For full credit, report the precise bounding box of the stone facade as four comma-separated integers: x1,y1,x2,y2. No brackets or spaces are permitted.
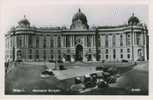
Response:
5,9,149,63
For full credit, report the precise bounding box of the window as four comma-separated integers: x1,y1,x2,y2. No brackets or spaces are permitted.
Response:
29,49,32,59
138,49,142,56
113,49,116,59
106,49,108,54
66,36,70,47
50,50,54,60
112,35,116,47
87,35,91,47
120,54,123,58
105,35,109,47
17,36,22,48
136,33,141,45
28,35,32,48
36,37,39,48
126,33,131,46
88,54,92,61
57,36,61,48
43,37,46,48
127,54,130,58
113,49,116,54
106,55,108,59
127,48,130,53
120,49,123,53
58,50,61,60
36,50,39,59
113,55,116,59
120,34,123,46
50,37,54,48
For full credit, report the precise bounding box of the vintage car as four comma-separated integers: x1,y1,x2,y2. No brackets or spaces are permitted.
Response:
41,69,54,78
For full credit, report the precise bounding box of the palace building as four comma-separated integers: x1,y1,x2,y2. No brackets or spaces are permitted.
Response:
5,9,149,63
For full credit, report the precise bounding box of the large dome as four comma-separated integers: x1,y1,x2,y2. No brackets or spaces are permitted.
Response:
72,8,87,24
128,13,140,25
70,9,89,29
18,15,30,26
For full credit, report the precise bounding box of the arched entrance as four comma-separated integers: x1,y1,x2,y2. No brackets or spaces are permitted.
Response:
75,45,83,61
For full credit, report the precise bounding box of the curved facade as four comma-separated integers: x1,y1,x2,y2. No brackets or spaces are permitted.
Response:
5,9,149,63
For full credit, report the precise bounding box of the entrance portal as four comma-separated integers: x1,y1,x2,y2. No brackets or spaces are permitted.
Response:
75,45,83,61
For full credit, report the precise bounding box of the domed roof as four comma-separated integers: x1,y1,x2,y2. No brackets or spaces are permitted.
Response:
128,13,140,25
72,8,87,24
18,15,30,26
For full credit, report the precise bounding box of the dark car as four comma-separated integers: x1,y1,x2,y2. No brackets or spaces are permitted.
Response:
41,70,54,78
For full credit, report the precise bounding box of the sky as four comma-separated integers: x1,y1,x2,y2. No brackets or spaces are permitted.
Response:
1,0,148,33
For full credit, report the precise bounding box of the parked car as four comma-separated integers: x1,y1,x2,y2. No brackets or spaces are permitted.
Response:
96,65,105,71
41,70,54,78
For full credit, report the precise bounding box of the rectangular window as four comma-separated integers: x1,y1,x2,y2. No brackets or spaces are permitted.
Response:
113,49,116,54
57,36,61,48
121,54,123,58
120,34,123,46
112,35,116,47
105,49,108,54
17,36,22,48
136,33,141,45
50,37,54,48
29,49,32,59
127,54,130,58
126,33,131,46
106,55,108,59
28,35,32,48
105,35,109,47
36,50,39,59
43,37,46,48
127,48,130,53
120,49,123,53
36,37,39,48
66,35,70,47
87,35,91,47
113,49,116,59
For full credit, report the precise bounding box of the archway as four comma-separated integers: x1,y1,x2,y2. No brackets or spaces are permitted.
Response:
75,45,83,61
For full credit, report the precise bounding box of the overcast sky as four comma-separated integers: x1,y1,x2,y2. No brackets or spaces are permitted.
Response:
1,0,148,33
